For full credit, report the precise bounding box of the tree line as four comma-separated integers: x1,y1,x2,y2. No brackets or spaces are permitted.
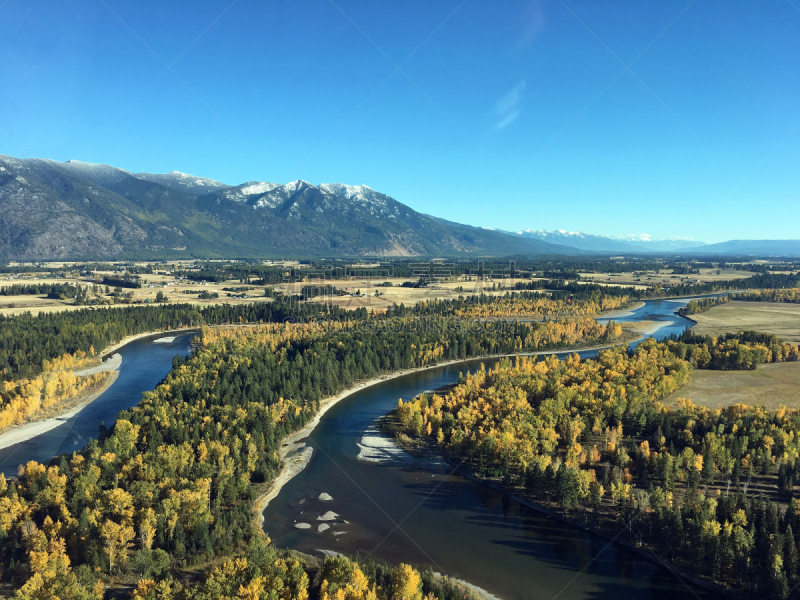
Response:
734,288,800,303
395,337,800,597
409,291,632,319
667,330,800,370
678,295,730,316
0,300,367,382
0,283,76,299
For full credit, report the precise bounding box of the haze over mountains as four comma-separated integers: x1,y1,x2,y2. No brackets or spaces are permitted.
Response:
0,154,797,259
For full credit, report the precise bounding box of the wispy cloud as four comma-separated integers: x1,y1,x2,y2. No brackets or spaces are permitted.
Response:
493,79,526,131
517,1,545,49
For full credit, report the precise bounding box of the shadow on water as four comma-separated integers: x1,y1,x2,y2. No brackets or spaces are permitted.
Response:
0,331,195,474
262,298,728,600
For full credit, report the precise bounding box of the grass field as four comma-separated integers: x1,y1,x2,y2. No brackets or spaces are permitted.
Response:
688,301,800,344
665,300,800,410
666,362,800,410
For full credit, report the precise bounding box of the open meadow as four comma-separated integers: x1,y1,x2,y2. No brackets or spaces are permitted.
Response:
666,361,800,410
688,300,800,343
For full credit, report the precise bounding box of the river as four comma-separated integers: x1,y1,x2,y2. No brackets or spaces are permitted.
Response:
0,300,725,599
260,298,728,600
0,331,195,475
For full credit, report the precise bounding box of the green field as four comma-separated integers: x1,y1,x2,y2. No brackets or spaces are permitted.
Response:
666,361,800,410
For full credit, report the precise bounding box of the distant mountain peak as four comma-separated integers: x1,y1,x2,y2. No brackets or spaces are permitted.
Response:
285,179,314,193
517,229,587,237
235,181,280,196
319,183,385,207
14,152,784,259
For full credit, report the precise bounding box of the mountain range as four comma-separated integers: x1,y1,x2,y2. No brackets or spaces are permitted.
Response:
503,230,703,253
0,154,797,259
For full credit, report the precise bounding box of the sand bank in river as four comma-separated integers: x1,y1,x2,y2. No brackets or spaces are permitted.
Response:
596,301,645,320
73,352,122,377
253,335,648,527
0,329,196,453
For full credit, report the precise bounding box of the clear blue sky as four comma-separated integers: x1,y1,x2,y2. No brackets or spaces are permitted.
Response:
1,0,799,243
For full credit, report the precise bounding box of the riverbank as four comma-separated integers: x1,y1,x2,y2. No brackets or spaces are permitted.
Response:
0,329,196,455
99,326,198,359
0,370,120,452
381,414,741,600
475,300,646,323
73,352,122,377
453,464,741,599
596,300,645,320
253,333,644,529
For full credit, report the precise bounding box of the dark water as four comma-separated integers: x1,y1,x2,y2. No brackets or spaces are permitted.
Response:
261,300,727,600
0,331,194,475
0,301,723,598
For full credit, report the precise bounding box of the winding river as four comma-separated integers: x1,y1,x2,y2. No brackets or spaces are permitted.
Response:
0,299,726,598
261,298,726,600
0,332,195,475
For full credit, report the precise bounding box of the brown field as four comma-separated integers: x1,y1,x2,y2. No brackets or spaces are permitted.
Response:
666,362,800,410
579,267,758,288
285,276,531,313
688,301,800,344
0,273,535,317
0,296,89,317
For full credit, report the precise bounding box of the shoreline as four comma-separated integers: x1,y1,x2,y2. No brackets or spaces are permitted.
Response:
0,299,653,459
449,461,741,600
595,300,645,320
0,328,199,453
380,412,740,600
72,352,122,377
0,370,120,452
253,334,644,529
99,326,199,359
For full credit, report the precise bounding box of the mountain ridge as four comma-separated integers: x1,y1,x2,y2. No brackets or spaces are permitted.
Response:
1,154,797,259
0,155,576,259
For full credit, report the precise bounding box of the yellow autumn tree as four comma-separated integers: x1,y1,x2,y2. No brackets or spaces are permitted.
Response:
391,563,423,600
100,519,135,571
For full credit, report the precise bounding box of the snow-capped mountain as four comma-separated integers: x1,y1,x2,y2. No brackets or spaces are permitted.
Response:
45,159,135,189
608,234,701,251
0,154,572,258
136,171,231,194
5,153,790,259
508,229,642,252
509,229,706,253
227,180,408,220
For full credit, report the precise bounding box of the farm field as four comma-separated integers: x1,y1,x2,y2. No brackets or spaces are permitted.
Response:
579,267,757,287
688,301,800,344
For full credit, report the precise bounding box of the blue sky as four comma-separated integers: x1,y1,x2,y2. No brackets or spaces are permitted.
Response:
1,0,799,243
